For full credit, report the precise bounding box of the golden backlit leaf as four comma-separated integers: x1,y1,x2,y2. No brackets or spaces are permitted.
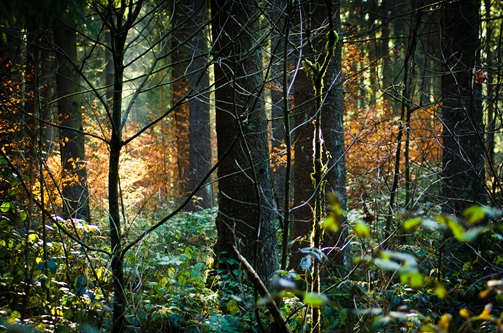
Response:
437,314,451,332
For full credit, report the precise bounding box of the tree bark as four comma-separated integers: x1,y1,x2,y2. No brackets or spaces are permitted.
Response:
440,0,485,215
321,0,347,266
290,0,347,270
290,1,317,271
53,18,90,221
186,0,213,210
212,0,279,281
172,1,191,200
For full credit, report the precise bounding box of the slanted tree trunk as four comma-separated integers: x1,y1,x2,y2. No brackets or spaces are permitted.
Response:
212,0,279,281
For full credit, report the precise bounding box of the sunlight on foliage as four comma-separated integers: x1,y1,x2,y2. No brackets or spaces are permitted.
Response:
303,292,329,308
322,192,344,232
354,221,371,238
437,313,452,332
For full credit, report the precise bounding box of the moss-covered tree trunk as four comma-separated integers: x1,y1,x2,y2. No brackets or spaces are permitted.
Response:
321,0,347,266
291,0,346,271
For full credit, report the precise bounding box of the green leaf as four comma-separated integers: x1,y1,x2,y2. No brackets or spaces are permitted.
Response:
63,309,74,320
46,260,58,273
421,218,443,230
36,260,58,273
8,310,21,323
400,271,424,289
75,275,88,296
303,292,329,308
312,249,326,264
75,275,87,289
446,219,466,242
28,233,38,242
322,192,343,232
321,214,340,232
84,223,99,232
403,217,421,231
226,299,239,315
0,202,11,213
433,282,448,298
300,256,312,271
420,324,436,332
19,211,27,221
434,215,454,226
384,251,417,266
463,205,486,225
185,246,194,259
274,277,296,290
355,222,371,238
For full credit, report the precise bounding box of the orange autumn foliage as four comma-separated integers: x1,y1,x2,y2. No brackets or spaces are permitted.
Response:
85,114,181,220
342,35,442,209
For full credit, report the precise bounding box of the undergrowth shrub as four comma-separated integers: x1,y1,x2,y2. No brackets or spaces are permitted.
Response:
2,203,502,332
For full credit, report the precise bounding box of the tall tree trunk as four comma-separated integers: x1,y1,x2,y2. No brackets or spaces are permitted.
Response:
290,1,318,272
186,0,213,210
102,1,142,331
212,0,279,281
291,2,341,330
440,0,485,215
269,0,289,216
268,0,294,271
172,1,191,200
290,0,346,270
53,18,90,221
109,39,126,333
172,0,212,210
321,0,347,266
483,0,503,202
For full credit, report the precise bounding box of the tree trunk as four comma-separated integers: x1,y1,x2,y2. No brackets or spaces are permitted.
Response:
186,0,213,210
440,0,485,215
171,1,191,200
321,0,347,266
290,1,317,272
103,2,136,331
53,18,90,221
290,68,316,271
109,41,126,333
269,0,289,217
212,0,279,281
290,0,346,270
